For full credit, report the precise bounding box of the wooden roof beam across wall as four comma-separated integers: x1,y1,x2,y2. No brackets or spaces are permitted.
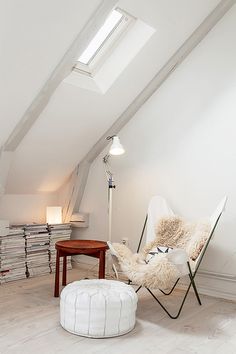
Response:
0,0,117,199
3,0,117,152
0,149,13,197
62,0,236,223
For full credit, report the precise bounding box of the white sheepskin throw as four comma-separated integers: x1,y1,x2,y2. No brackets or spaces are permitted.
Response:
111,243,181,290
112,216,210,290
144,216,210,261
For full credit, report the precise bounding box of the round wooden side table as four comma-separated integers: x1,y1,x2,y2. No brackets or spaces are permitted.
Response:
54,239,108,297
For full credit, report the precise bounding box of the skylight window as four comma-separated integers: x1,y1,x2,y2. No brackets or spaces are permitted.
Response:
66,11,155,94
76,8,134,75
78,9,123,65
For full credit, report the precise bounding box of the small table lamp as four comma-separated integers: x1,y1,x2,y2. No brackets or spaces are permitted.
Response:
46,206,62,224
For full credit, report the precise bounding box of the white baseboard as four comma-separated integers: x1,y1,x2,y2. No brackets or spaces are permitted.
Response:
194,270,236,301
179,270,236,302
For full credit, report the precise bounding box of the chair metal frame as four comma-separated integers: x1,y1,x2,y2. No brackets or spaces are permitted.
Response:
129,211,224,319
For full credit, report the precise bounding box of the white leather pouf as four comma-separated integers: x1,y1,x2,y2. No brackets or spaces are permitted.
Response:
60,279,138,338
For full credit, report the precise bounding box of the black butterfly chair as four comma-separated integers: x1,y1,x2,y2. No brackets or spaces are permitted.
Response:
108,196,227,319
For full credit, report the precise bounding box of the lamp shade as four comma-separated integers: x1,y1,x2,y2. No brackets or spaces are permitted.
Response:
109,136,125,155
46,206,62,224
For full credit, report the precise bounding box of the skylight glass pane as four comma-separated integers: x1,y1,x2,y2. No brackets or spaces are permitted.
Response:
78,9,123,64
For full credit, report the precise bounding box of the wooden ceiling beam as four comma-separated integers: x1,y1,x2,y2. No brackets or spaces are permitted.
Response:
3,0,117,152
0,0,117,199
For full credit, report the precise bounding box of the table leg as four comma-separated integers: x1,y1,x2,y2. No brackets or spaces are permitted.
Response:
98,250,106,279
62,256,67,286
54,250,60,297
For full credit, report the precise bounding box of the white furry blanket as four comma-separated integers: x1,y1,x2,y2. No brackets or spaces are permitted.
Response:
112,217,210,290
144,216,210,261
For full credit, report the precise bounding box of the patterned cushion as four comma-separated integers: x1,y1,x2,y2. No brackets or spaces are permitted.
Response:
146,246,173,263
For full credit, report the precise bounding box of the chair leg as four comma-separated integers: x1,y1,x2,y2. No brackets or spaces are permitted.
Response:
187,263,202,306
135,285,142,293
145,264,201,319
146,281,192,319
189,275,201,305
129,263,201,318
159,278,180,296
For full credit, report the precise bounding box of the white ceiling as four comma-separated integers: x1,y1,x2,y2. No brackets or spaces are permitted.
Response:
0,0,101,147
2,0,220,193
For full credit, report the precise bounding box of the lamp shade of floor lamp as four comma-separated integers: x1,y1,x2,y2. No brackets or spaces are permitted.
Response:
46,206,62,224
109,136,125,156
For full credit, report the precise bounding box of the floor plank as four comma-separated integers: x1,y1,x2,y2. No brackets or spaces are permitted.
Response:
0,269,236,354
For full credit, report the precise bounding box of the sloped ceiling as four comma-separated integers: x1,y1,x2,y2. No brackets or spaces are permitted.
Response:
3,0,220,193
0,0,101,147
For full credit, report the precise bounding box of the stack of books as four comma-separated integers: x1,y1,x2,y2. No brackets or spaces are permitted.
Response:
49,223,72,273
25,224,50,277
0,223,26,284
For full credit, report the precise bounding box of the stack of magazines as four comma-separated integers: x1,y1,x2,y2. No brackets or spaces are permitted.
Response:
0,223,26,284
48,223,72,273
25,224,50,277
0,221,73,284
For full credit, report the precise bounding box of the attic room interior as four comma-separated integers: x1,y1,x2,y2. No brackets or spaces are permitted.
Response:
1,0,236,352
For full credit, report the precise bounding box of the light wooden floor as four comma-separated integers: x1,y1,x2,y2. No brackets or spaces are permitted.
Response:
0,269,236,354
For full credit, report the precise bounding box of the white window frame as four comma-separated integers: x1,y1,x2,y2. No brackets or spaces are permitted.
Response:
74,8,135,76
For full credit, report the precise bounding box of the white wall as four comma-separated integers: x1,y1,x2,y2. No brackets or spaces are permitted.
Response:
0,194,58,224
75,5,236,299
